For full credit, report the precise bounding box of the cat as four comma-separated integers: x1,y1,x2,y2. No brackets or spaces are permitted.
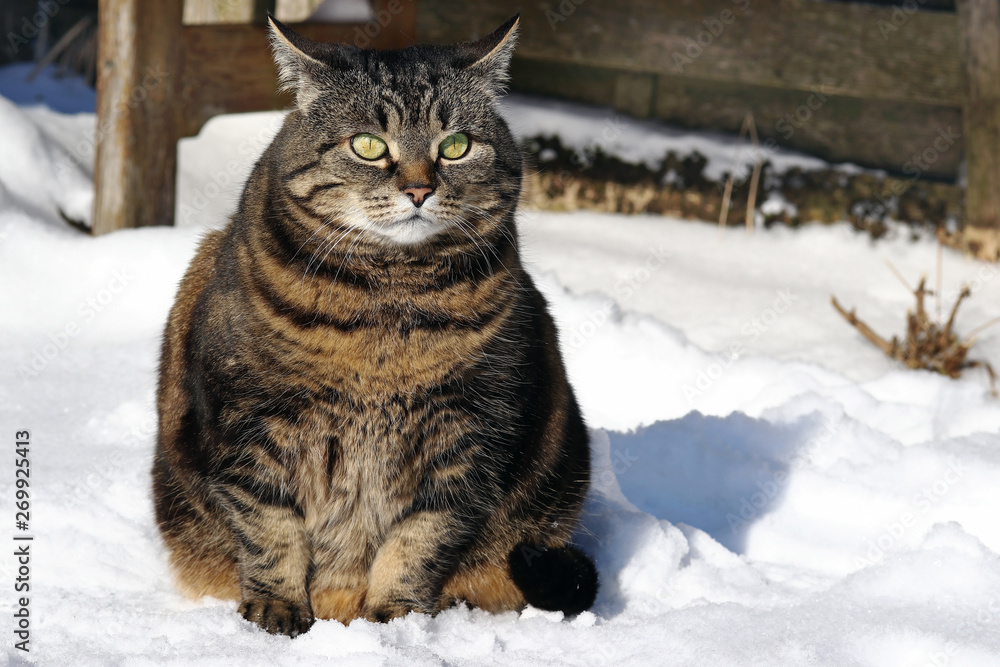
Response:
152,14,597,637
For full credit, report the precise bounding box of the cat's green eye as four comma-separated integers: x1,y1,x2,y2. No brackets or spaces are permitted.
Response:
439,133,470,160
351,133,388,160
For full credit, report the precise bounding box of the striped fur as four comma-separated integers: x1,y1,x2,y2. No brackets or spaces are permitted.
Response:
153,15,594,636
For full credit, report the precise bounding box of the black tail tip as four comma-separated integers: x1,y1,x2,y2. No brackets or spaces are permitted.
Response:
508,543,598,616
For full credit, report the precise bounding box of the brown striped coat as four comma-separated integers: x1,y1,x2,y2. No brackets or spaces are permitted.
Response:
153,15,595,636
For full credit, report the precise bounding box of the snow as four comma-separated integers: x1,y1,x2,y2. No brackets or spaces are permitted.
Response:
502,94,855,181
0,94,93,229
2,66,1000,665
0,63,96,114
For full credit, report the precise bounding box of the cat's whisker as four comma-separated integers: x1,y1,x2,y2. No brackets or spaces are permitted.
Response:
449,216,493,272
304,217,358,283
292,218,335,268
308,225,354,282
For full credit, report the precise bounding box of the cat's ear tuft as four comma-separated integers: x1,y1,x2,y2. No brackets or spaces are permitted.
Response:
455,14,520,96
268,15,327,110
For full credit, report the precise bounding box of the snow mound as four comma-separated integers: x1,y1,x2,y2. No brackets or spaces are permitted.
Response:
0,93,93,228
501,94,855,181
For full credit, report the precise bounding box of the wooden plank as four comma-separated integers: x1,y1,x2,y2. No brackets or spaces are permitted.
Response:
183,0,259,25
651,72,964,181
275,0,330,23
510,58,964,180
180,3,417,137
613,72,655,119
958,0,1000,259
93,0,185,234
419,0,962,106
509,58,618,108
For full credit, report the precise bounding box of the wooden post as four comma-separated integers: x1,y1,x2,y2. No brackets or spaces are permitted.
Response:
958,0,1000,261
92,0,184,235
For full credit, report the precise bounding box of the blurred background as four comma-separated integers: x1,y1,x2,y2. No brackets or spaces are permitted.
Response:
3,0,998,259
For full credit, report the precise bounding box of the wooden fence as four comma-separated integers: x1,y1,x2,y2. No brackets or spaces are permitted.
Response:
419,0,1000,259
92,0,414,236
92,0,1000,259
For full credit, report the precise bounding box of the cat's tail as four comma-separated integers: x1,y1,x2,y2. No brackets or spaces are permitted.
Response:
508,543,598,616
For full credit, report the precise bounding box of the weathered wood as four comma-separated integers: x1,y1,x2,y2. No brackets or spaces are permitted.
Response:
179,6,417,138
958,0,1000,260
653,74,964,181
419,0,963,106
183,0,334,24
93,0,415,234
184,0,254,25
93,0,184,234
612,72,655,119
273,0,321,23
510,58,964,180
183,0,273,25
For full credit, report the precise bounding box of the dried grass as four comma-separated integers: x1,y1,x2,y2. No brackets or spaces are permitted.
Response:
831,254,998,396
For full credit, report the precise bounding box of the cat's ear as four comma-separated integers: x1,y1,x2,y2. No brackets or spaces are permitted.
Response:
267,15,345,110
455,14,520,95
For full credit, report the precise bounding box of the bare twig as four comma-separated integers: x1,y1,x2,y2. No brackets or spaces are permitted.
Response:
883,258,913,292
830,296,896,355
832,268,997,397
745,114,762,234
718,115,751,231
965,315,1000,342
941,286,970,341
27,15,93,82
936,239,943,324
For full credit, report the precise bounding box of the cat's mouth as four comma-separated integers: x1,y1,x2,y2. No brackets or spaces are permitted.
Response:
371,210,445,245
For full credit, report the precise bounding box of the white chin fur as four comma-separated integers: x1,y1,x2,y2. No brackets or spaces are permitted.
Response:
373,218,445,245
337,199,446,246
368,206,447,245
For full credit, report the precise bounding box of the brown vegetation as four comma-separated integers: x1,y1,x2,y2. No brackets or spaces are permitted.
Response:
831,262,997,396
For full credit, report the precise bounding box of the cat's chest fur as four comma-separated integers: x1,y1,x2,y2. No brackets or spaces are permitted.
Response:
232,227,516,394
272,385,479,566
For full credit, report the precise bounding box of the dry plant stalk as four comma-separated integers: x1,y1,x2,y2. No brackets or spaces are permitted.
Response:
831,272,998,396
718,113,763,234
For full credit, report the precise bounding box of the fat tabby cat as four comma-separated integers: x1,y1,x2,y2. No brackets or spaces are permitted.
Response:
153,14,596,637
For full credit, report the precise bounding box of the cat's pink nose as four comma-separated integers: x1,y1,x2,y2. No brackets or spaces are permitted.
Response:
402,185,434,207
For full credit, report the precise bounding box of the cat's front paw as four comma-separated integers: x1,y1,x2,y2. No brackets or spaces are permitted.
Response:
363,598,419,623
238,598,315,637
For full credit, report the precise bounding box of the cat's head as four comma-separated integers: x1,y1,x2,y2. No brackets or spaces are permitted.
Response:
266,15,522,250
